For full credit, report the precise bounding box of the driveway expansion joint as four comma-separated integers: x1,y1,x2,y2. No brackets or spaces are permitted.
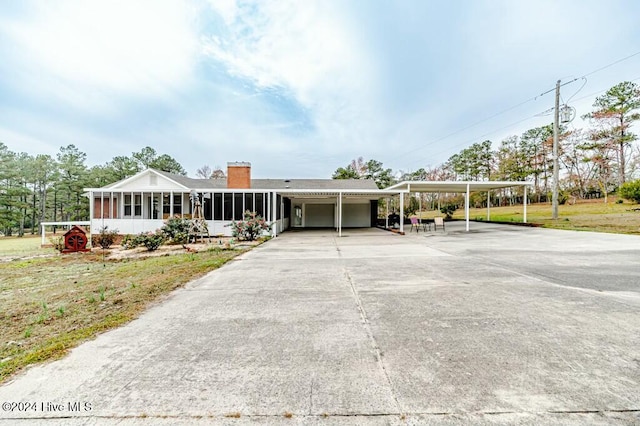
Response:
333,235,405,418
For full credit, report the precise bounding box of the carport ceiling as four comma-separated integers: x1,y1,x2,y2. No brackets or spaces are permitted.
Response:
386,180,533,193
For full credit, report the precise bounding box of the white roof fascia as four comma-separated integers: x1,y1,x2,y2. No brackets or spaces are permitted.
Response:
385,180,533,192
84,169,190,192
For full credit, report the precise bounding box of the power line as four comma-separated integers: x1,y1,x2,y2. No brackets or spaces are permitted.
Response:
582,50,640,78
403,111,544,170
537,49,640,98
571,75,640,104
387,96,539,163
399,51,640,169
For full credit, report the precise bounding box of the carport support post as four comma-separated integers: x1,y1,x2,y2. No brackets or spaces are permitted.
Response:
523,185,528,223
338,192,343,237
399,193,404,234
271,191,278,238
487,191,491,221
385,198,389,229
465,183,470,232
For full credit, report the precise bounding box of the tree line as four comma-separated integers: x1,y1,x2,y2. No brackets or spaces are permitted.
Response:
0,145,187,236
1,81,638,235
333,81,640,205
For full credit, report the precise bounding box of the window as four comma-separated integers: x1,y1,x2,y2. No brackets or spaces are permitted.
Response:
163,194,171,216
255,193,264,217
265,194,271,220
276,194,282,220
223,193,233,220
173,194,182,215
134,195,142,216
124,194,132,216
149,195,160,219
245,193,254,213
214,193,222,220
234,193,243,220
203,194,212,220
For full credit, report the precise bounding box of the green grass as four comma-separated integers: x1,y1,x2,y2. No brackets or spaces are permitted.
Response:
0,245,252,383
0,235,51,258
447,198,640,234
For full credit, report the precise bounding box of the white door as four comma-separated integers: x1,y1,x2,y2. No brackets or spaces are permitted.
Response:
293,204,303,227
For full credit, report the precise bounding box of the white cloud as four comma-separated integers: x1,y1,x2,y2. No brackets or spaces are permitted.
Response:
201,0,381,152
1,0,639,179
2,0,198,99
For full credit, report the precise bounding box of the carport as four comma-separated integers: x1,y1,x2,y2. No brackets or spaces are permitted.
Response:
276,188,402,237
385,180,534,232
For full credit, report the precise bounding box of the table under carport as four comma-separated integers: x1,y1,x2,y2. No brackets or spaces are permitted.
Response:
384,181,534,232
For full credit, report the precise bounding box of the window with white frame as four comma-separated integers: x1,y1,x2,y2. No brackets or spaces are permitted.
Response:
124,194,132,216
173,194,182,215
134,195,142,216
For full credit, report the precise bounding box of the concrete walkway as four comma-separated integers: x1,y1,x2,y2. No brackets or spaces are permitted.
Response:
1,223,639,425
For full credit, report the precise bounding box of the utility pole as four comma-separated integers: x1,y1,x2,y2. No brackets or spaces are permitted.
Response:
552,80,560,220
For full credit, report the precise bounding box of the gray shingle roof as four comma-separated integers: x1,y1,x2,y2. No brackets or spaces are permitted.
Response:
155,170,378,190
251,179,378,190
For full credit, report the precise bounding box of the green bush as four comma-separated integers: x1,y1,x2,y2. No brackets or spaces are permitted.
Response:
121,234,136,250
96,226,118,249
49,236,64,252
558,190,569,205
403,197,419,216
134,230,166,251
161,217,191,244
440,204,457,219
619,180,640,203
229,211,271,241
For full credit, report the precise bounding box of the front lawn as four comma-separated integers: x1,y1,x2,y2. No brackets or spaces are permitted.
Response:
421,198,640,234
0,244,249,383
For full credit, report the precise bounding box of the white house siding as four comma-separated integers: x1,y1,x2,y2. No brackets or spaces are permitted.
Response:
93,219,244,237
91,219,165,235
342,203,371,227
304,204,335,227
91,189,277,237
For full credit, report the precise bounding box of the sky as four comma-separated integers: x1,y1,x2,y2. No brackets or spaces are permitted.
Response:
1,0,640,179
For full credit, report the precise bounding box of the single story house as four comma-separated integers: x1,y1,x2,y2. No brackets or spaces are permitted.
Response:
83,161,533,238
84,162,395,237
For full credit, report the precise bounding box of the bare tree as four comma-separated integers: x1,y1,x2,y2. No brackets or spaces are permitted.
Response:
195,165,212,179
211,165,226,179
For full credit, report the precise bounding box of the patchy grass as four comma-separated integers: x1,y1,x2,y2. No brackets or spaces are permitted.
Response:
444,198,640,235
0,235,52,259
0,246,248,383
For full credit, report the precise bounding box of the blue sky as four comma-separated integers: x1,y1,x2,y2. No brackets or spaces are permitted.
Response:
1,0,640,179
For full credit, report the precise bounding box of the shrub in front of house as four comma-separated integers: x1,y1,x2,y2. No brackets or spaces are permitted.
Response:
133,230,166,251
96,226,119,249
229,211,271,241
161,217,191,244
121,234,136,250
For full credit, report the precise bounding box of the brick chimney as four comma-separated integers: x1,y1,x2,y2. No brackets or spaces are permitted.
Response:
227,162,251,189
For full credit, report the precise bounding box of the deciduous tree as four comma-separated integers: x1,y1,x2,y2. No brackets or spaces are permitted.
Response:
584,81,640,187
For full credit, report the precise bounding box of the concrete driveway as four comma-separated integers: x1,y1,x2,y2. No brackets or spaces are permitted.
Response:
1,222,639,425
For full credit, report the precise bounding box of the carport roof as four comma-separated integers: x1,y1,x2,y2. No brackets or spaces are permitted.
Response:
277,188,395,199
386,180,533,193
